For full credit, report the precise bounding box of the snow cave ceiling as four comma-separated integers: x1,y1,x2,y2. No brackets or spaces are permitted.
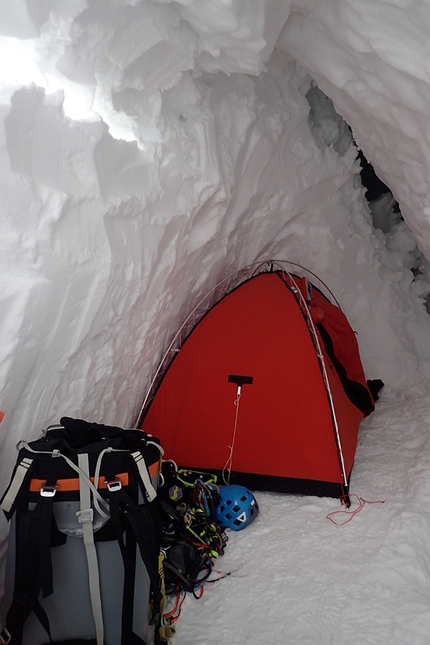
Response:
3,0,430,479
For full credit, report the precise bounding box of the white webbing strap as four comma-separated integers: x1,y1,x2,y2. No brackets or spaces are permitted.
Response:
77,453,104,645
92,447,114,517
131,451,157,502
18,442,110,517
1,457,33,513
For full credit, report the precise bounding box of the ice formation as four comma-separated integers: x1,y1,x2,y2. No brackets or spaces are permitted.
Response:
2,3,430,638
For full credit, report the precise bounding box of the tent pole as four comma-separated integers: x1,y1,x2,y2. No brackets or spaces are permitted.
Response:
281,273,350,498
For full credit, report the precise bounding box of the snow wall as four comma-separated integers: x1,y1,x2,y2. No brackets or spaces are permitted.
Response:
2,0,430,590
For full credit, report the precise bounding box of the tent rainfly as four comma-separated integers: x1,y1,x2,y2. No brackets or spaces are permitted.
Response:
140,268,378,500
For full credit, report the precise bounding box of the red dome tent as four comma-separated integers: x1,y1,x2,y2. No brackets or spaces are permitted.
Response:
139,264,375,499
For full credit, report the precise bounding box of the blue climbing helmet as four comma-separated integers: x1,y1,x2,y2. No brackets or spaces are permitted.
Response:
214,484,259,531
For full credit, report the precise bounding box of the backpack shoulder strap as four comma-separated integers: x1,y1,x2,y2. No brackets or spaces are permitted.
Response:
130,451,157,502
76,453,104,645
1,457,34,517
1,491,57,645
107,480,163,645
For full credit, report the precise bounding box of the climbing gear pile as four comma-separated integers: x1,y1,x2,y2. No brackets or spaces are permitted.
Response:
157,460,242,633
158,461,227,603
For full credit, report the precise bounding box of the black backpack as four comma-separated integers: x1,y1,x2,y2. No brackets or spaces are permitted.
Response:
0,417,165,645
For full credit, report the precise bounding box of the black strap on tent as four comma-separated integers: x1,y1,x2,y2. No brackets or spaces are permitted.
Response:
316,323,375,416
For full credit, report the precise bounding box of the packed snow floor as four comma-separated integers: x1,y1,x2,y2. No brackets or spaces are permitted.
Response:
169,375,430,645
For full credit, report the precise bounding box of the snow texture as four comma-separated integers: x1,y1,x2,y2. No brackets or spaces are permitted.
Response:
2,1,430,643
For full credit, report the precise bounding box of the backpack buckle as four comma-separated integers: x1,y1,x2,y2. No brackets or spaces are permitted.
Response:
40,482,58,497
0,628,11,644
76,508,94,524
105,477,122,492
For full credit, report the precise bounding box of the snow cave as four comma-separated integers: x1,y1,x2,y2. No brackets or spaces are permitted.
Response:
2,2,430,644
